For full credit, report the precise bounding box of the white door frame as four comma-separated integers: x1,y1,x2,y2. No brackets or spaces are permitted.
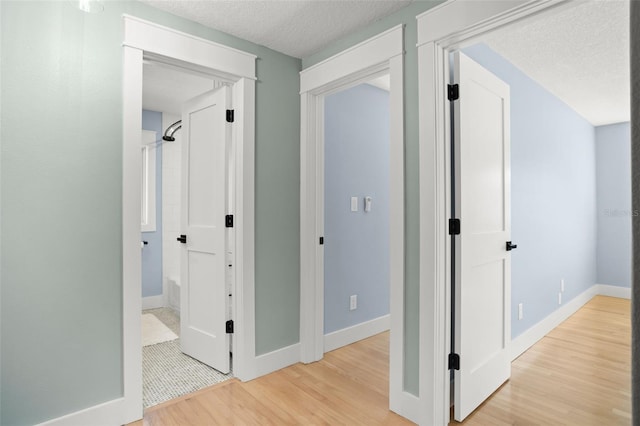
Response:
122,15,256,423
299,25,418,421
416,1,574,424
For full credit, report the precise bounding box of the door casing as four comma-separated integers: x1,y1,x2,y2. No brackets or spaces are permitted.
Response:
299,25,413,421
416,1,576,424
122,15,256,423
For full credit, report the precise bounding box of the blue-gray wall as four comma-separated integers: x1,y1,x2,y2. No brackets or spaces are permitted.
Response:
462,44,598,339
324,84,390,334
596,122,632,288
141,110,163,298
1,1,301,424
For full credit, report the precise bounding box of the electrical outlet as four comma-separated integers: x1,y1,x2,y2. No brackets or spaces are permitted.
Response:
558,292,562,305
561,279,565,292
350,295,357,311
518,303,523,320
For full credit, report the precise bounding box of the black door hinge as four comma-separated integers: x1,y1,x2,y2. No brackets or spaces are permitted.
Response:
449,218,461,235
225,215,234,228
226,109,235,123
448,84,459,101
226,320,234,334
448,353,460,370
319,236,324,245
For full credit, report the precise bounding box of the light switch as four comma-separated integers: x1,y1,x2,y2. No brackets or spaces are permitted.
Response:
351,196,358,212
364,196,372,212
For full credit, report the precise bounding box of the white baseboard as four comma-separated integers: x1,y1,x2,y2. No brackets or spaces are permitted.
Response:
142,294,164,310
595,283,631,299
324,314,390,353
511,283,631,361
254,343,301,378
511,285,597,360
36,398,126,426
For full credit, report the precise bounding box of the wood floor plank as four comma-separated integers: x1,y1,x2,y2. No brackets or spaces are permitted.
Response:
452,296,631,425
131,295,629,425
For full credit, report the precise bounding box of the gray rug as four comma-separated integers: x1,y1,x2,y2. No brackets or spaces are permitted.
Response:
142,308,233,408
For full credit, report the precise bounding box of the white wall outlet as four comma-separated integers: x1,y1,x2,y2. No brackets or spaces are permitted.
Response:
351,196,358,212
561,279,565,292
558,292,562,305
518,303,523,320
350,295,357,311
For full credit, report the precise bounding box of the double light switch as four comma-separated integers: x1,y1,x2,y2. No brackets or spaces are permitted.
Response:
351,196,373,212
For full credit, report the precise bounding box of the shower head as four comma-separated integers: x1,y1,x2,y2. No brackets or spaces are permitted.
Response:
162,120,182,141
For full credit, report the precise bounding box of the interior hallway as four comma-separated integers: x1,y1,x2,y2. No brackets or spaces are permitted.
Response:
130,295,629,426
133,331,410,425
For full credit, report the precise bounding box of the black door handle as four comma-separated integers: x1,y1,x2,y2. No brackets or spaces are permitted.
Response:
177,235,187,244
506,241,517,251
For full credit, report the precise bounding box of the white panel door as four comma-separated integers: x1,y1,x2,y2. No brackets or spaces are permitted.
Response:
180,86,231,373
453,52,511,421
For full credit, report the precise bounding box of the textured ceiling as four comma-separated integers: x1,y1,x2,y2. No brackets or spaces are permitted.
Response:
141,0,629,126
139,0,412,59
482,0,629,126
143,61,217,115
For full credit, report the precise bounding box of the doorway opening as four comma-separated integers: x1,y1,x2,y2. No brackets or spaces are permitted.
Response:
448,8,630,418
322,74,391,353
299,25,411,419
140,60,234,408
122,15,257,422
416,0,630,424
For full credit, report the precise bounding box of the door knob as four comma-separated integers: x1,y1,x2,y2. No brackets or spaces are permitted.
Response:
506,241,517,251
177,235,187,244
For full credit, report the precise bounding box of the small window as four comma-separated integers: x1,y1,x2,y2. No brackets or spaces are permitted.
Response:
141,130,157,232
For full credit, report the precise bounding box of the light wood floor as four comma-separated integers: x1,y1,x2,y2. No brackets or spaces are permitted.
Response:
132,331,412,425
130,295,630,426
452,295,631,425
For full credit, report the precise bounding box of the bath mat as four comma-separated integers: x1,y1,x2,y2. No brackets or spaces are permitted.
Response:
142,313,178,346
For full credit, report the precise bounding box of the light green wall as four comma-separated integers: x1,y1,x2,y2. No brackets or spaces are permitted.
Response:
302,0,443,396
1,3,124,424
0,1,300,424
1,0,446,420
253,53,302,355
